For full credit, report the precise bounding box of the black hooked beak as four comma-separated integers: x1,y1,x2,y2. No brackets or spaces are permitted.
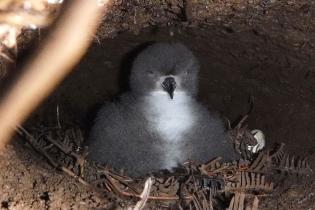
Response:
162,77,176,99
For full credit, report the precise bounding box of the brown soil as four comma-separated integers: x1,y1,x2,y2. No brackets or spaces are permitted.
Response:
0,141,109,210
1,0,315,209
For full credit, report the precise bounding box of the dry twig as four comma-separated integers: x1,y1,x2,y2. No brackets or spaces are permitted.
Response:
0,0,111,147
15,116,313,209
133,177,153,210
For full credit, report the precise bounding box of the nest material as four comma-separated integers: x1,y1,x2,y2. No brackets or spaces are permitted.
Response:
16,116,313,210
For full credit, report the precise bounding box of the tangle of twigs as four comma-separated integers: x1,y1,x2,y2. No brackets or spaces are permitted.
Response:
16,115,313,209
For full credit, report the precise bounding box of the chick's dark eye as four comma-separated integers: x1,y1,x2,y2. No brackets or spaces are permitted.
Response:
147,71,154,76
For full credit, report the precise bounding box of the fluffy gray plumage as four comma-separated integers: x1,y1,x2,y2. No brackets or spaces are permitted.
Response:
88,42,237,177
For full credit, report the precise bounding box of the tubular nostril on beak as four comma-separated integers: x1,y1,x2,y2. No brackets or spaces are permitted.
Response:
162,77,176,99
162,77,176,88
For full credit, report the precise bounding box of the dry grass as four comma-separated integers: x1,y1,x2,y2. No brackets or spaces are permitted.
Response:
15,117,313,209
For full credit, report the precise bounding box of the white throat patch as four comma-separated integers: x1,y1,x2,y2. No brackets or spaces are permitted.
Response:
143,91,196,168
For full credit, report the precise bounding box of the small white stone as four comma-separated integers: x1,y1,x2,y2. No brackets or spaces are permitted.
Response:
248,129,266,153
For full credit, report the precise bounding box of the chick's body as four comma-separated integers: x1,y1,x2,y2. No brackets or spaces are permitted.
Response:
88,43,236,177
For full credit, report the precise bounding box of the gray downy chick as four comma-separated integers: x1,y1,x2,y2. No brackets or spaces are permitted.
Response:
88,42,237,177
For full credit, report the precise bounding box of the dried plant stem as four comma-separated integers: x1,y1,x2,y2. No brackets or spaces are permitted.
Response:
0,0,111,148
133,177,153,210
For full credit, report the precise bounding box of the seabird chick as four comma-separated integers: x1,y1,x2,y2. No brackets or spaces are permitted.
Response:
88,42,237,177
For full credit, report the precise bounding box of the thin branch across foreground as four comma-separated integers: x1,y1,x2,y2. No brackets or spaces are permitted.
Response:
0,0,111,148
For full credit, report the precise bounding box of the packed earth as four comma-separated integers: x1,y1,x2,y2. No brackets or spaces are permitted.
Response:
0,0,315,209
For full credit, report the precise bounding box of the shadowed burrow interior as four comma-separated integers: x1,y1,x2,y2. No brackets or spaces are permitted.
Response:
32,26,315,165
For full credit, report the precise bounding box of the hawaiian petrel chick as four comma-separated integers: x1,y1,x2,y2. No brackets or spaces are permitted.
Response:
88,43,237,177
